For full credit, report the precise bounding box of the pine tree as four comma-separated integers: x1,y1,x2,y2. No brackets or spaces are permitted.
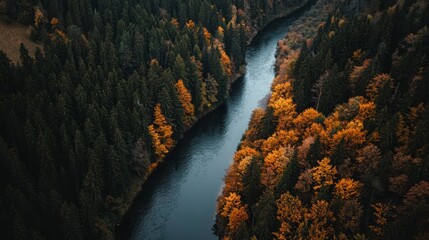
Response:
275,151,300,197
241,157,262,207
253,191,278,240
292,43,314,112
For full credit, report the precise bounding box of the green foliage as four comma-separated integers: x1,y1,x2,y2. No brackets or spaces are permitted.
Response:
241,157,262,207
217,0,429,239
252,191,278,240
1,0,304,239
275,151,300,197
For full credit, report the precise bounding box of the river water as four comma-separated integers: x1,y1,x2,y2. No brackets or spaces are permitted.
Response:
117,2,315,239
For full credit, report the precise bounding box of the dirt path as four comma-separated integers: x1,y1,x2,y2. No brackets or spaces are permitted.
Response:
0,20,42,64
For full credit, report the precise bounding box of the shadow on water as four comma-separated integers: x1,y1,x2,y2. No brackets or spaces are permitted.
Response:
117,1,317,239
117,90,234,240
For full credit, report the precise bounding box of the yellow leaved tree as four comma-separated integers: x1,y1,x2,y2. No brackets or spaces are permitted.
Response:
274,192,306,239
221,192,249,234
175,80,196,128
312,158,337,191
218,45,232,76
334,178,363,200
148,104,174,159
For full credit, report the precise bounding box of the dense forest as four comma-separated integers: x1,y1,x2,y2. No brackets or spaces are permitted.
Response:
215,0,429,239
0,0,313,239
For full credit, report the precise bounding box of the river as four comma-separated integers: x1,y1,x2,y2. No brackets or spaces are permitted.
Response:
117,2,315,239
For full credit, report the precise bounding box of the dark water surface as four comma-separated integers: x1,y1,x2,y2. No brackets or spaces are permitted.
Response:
117,2,316,239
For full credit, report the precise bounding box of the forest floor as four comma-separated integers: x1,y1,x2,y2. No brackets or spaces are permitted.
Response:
0,19,41,64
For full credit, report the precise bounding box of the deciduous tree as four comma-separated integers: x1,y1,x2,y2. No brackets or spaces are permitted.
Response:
148,104,174,159
175,80,196,128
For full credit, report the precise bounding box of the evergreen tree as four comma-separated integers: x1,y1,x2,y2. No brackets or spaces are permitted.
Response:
275,151,300,197
242,157,262,207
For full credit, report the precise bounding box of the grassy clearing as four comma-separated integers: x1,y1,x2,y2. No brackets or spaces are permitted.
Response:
0,19,42,64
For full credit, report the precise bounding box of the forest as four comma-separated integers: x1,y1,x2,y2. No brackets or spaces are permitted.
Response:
0,0,310,239
215,0,429,239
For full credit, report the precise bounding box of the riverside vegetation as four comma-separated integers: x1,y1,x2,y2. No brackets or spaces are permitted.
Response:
215,0,429,239
0,0,314,239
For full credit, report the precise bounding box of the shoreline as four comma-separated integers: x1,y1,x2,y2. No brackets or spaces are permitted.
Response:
114,0,313,237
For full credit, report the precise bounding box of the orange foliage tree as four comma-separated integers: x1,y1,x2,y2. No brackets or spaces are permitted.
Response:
243,108,265,145
334,178,363,200
275,192,306,239
349,58,372,93
357,100,376,122
261,147,289,189
221,192,249,234
218,46,232,76
175,80,195,128
203,27,212,45
403,181,429,208
366,74,393,101
293,108,324,134
369,202,389,236
186,20,195,29
331,120,366,152
233,146,259,175
270,82,294,101
148,104,174,159
295,168,314,193
261,130,298,155
307,200,335,240
312,158,337,191
269,97,297,131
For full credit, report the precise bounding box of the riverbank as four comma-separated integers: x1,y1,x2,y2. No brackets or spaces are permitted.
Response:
115,0,318,232
216,0,429,238
213,0,343,237
274,0,339,73
245,0,315,44
114,0,332,239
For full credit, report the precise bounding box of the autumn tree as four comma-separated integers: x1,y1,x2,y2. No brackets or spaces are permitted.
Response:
148,104,174,159
234,146,259,176
366,74,394,108
269,96,297,131
356,144,381,174
293,108,324,135
306,200,335,240
338,199,363,235
221,192,249,235
218,45,232,77
274,192,306,240
312,158,337,192
175,80,196,128
261,147,289,190
334,178,363,200
369,203,390,237
349,58,372,95
305,136,323,166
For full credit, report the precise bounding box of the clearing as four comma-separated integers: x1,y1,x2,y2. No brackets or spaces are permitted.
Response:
0,20,42,64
